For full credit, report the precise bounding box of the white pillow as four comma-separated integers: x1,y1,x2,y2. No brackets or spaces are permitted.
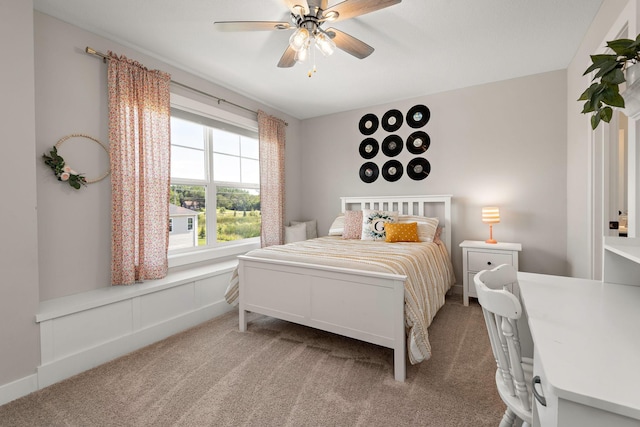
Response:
328,215,345,236
398,215,439,242
361,209,398,241
290,219,318,239
284,222,307,243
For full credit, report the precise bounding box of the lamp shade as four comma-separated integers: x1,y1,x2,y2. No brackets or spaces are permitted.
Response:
289,28,309,51
482,207,500,224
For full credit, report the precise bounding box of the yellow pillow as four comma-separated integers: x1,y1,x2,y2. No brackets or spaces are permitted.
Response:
385,222,420,243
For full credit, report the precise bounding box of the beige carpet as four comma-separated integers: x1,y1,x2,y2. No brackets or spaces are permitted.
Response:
0,297,504,426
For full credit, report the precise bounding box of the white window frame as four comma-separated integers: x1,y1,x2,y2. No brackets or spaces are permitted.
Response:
168,93,261,268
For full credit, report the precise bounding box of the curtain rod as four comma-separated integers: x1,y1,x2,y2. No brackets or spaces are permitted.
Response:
85,46,288,125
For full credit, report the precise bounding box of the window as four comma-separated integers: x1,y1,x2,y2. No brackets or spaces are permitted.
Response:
168,104,260,254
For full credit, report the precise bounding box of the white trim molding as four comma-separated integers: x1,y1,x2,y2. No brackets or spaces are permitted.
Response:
36,261,237,390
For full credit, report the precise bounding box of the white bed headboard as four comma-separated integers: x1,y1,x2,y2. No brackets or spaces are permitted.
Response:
340,195,453,255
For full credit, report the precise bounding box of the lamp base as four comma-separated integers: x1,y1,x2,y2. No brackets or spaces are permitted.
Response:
485,238,497,244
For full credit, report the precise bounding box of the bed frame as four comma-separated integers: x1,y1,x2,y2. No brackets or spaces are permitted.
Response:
237,195,452,382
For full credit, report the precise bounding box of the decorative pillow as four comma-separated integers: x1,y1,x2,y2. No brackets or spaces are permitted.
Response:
284,222,307,243
342,210,363,239
361,209,398,241
328,215,345,236
290,219,318,239
433,226,443,244
385,222,420,243
398,215,439,242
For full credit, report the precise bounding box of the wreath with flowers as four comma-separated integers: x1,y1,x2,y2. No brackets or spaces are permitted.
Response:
42,134,110,190
43,146,87,189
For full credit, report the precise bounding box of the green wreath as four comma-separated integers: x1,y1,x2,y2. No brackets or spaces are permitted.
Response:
42,146,87,189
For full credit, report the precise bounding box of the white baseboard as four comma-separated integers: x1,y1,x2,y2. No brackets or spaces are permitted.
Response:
0,373,38,406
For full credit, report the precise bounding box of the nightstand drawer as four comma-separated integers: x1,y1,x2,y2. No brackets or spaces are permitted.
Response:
468,251,514,271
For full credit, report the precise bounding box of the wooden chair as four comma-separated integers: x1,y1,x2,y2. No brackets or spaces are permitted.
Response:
474,264,532,427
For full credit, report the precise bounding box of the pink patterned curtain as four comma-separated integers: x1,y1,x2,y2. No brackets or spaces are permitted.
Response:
258,110,286,247
108,52,171,285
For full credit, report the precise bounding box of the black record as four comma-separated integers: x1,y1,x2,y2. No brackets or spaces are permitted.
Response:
406,104,431,128
406,131,431,154
359,138,379,159
407,157,431,180
381,109,403,132
359,162,379,183
359,113,379,135
381,135,403,157
382,160,403,182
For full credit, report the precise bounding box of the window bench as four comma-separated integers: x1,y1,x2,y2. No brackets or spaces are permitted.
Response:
36,260,237,389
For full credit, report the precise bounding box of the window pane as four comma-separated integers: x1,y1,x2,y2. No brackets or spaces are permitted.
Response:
241,158,259,184
213,129,240,155
216,187,260,243
171,146,206,180
213,153,240,182
171,117,204,149
241,136,259,159
169,184,206,250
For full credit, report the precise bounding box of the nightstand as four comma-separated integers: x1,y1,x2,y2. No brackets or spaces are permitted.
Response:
459,240,522,306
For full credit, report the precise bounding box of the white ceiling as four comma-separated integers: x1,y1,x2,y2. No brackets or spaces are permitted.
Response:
33,0,604,120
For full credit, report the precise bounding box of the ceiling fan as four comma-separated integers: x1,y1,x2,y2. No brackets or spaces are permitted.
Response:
214,0,402,73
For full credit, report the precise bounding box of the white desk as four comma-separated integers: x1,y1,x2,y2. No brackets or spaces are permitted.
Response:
518,272,640,427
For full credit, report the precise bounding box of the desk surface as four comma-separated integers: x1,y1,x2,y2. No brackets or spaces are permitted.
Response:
518,272,640,420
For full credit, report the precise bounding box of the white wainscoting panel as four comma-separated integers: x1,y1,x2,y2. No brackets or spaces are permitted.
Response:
36,261,236,390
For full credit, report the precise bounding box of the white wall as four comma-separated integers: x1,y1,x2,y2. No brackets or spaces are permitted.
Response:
0,0,40,393
566,0,630,278
34,12,303,301
300,71,569,282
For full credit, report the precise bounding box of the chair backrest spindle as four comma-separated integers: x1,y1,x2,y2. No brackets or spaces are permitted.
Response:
475,264,532,424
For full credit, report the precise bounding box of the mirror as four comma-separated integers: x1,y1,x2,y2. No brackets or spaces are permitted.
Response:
609,111,628,236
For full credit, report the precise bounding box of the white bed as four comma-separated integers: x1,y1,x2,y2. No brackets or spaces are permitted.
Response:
232,195,453,382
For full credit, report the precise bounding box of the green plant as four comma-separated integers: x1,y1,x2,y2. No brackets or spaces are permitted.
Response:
579,35,640,130
42,146,87,189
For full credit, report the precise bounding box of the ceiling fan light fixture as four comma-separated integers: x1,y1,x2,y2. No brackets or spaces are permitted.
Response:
294,45,310,63
289,27,310,51
315,32,336,56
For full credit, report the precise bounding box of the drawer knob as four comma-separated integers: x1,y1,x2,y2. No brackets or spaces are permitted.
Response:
532,376,547,407
487,261,492,266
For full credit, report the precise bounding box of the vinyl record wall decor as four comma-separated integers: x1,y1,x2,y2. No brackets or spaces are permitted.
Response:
357,104,432,183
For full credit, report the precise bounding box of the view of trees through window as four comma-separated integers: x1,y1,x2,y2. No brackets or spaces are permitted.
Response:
169,185,260,247
168,111,260,251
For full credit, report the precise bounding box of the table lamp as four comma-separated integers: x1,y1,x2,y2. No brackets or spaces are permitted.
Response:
482,207,500,244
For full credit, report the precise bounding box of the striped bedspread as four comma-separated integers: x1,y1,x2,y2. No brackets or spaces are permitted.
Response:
224,236,456,364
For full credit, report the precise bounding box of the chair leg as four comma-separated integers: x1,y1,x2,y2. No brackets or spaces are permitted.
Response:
499,408,517,427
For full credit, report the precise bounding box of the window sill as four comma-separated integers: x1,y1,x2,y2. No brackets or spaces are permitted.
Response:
168,239,260,269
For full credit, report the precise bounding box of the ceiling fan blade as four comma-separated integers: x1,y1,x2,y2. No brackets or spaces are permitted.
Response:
326,28,374,59
214,21,292,31
277,46,297,68
284,0,310,15
324,0,401,22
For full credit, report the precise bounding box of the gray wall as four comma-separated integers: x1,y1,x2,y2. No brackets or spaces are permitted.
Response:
0,0,40,387
34,12,303,301
299,71,569,283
